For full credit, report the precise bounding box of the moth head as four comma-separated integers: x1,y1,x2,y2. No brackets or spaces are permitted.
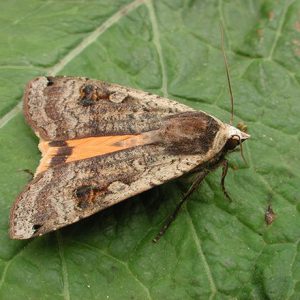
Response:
225,125,250,151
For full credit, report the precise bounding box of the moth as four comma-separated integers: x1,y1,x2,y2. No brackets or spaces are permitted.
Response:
9,75,250,240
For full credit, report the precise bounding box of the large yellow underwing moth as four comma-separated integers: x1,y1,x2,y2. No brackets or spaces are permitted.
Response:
9,76,250,240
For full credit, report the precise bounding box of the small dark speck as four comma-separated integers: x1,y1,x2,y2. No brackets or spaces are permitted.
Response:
265,205,276,225
32,224,42,232
46,76,55,86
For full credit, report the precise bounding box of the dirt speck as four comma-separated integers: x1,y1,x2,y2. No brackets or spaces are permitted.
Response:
268,11,275,21
295,21,300,32
292,39,300,56
257,28,264,39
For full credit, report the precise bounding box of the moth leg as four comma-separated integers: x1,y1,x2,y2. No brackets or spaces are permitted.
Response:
221,159,232,201
153,170,209,243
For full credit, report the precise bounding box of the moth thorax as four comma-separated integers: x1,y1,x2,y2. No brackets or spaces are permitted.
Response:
160,112,220,155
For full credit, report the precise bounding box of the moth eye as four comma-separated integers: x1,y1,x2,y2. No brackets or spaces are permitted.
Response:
32,224,43,233
225,138,240,150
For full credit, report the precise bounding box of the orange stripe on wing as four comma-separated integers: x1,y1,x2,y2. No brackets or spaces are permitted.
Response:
36,134,145,175
66,135,137,162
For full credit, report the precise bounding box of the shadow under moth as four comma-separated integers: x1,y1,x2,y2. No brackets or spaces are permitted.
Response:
9,76,249,240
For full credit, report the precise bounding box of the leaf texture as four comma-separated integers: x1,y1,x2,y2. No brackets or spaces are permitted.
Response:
0,0,300,299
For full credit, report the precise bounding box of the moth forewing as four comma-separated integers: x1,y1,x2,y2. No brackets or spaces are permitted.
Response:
9,76,249,240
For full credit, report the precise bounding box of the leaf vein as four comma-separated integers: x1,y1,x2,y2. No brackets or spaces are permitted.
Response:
72,240,152,300
185,207,217,300
0,0,145,129
146,0,168,97
288,239,300,300
267,0,294,60
0,241,33,290
48,0,145,76
56,232,70,300
0,102,22,129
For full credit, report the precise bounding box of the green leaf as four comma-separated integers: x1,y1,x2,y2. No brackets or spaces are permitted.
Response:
1,0,299,299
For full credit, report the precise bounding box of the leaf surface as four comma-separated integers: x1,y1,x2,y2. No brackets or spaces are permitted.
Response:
0,1,300,299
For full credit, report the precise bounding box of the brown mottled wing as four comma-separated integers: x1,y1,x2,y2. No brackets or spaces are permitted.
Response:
10,144,210,239
24,76,195,140
10,76,229,239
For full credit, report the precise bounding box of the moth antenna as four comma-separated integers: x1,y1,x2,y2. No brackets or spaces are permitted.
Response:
220,23,234,125
221,160,232,201
153,170,209,243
